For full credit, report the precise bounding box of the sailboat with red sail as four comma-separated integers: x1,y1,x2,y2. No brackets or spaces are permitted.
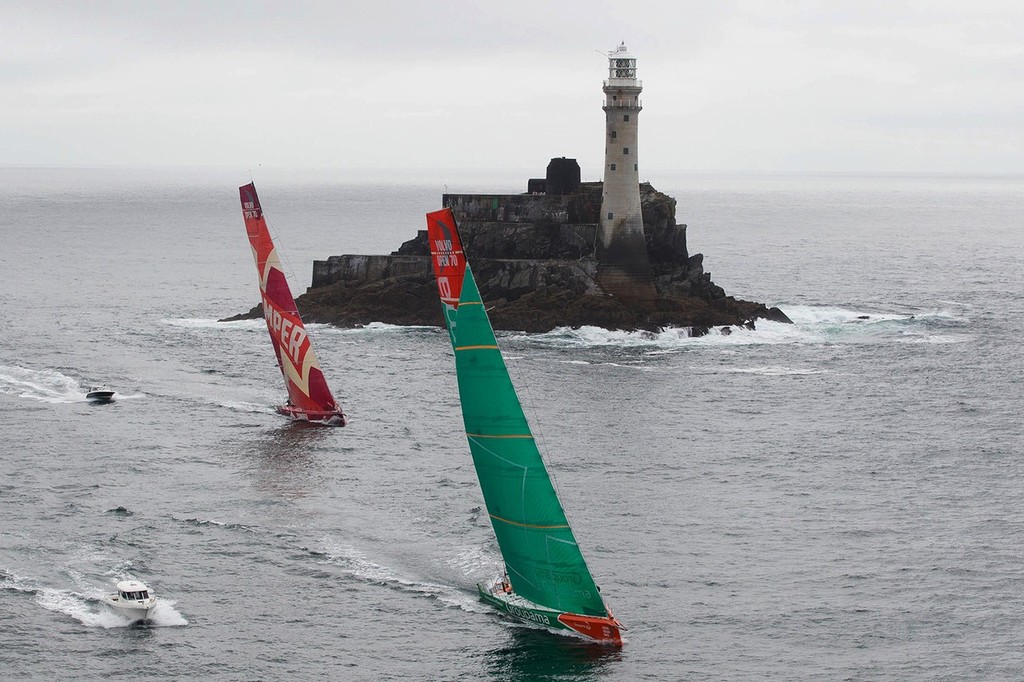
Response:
238,183,347,426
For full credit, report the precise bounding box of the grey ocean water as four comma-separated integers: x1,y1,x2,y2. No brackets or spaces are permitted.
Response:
1,167,1022,680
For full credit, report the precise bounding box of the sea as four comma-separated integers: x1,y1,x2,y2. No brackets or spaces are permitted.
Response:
1,166,1022,680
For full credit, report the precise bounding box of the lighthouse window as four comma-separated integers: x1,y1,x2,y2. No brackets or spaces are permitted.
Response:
623,147,629,155
607,212,614,219
610,164,616,171
610,131,617,139
634,164,638,170
623,114,630,122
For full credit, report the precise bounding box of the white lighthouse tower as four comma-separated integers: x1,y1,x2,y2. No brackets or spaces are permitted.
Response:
598,43,654,301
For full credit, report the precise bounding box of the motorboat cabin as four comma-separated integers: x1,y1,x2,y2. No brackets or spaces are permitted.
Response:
102,579,157,621
86,387,116,403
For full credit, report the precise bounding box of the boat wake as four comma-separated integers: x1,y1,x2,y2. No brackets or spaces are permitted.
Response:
319,541,491,614
1,570,187,628
0,365,92,404
445,545,495,577
107,392,146,401
38,589,187,628
214,400,278,416
0,365,146,404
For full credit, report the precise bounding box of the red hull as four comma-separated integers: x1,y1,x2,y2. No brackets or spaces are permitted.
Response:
276,404,347,426
557,612,624,645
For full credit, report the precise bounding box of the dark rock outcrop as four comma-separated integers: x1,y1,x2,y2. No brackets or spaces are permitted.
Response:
224,182,791,333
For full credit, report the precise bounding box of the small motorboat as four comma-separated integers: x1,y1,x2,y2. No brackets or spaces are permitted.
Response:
86,387,116,403
102,580,157,622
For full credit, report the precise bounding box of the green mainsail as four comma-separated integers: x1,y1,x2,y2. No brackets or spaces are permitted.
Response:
445,266,608,617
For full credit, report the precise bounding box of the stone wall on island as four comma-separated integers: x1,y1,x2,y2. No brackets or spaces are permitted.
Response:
226,181,790,334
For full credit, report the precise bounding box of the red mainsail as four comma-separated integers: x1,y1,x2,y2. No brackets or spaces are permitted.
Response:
239,183,346,426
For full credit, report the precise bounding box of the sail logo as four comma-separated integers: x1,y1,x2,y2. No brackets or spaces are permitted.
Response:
263,301,309,368
506,604,551,625
242,200,262,220
437,276,453,302
535,569,582,585
433,239,459,270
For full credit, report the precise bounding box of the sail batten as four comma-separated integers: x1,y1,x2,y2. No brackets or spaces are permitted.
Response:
468,433,534,439
488,514,571,530
426,208,610,621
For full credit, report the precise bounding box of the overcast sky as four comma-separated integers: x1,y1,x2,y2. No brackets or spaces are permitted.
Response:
2,1,1021,177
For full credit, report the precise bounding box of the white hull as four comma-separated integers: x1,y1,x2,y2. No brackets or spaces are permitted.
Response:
103,595,156,621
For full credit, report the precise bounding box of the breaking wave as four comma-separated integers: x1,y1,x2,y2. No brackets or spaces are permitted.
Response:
510,304,968,349
723,366,826,376
162,318,265,332
323,321,437,334
158,306,968,354
172,516,258,533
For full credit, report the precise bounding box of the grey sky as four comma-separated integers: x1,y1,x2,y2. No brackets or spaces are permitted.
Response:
2,1,1021,176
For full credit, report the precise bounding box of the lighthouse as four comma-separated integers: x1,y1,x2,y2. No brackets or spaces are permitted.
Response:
598,43,655,301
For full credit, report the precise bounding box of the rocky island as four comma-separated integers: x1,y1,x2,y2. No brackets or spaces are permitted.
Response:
225,162,789,334
226,45,789,334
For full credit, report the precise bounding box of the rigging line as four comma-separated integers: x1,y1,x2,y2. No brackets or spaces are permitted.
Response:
468,437,527,471
253,181,306,302
500,338,573,517
266,217,305,297
502,341,602,586
507,563,538,591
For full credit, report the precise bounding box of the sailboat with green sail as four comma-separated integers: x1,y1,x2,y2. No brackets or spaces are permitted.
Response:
425,208,623,645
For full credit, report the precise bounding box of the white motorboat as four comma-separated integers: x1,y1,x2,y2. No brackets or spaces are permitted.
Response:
102,580,157,621
86,387,116,403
